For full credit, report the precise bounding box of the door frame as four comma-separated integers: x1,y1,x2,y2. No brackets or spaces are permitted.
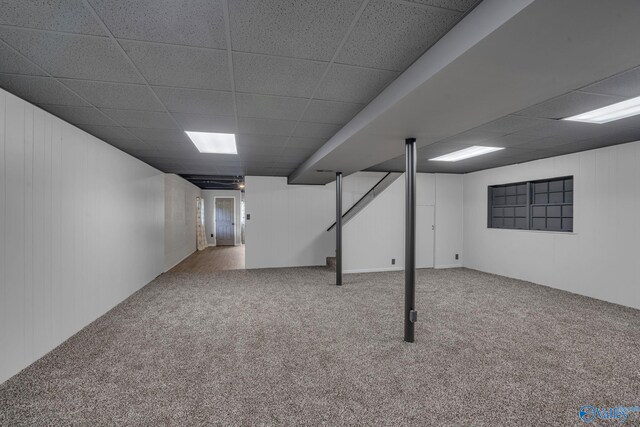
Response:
213,196,236,246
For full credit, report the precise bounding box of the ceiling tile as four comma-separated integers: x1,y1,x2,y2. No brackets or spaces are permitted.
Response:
107,140,153,152
336,0,460,71
59,79,164,111
172,113,236,133
0,28,141,83
405,0,479,12
39,105,118,126
581,66,640,98
315,64,397,103
0,42,46,76
236,134,288,149
233,52,326,98
293,122,342,139
0,0,104,35
88,0,226,48
437,129,504,146
0,74,88,106
229,0,361,61
287,137,326,150
303,99,364,124
153,87,234,115
515,91,624,120
237,117,296,136
236,93,308,121
101,109,178,129
471,115,552,136
127,127,191,144
416,142,470,158
489,134,542,148
121,40,230,90
78,124,139,142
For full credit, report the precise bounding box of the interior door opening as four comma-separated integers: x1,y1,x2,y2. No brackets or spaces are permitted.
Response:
215,197,235,246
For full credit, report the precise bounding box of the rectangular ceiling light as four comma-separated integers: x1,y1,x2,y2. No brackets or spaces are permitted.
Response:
563,95,640,124
185,131,237,154
429,146,504,162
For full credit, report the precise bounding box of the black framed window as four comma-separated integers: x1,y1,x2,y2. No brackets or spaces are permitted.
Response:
488,176,573,232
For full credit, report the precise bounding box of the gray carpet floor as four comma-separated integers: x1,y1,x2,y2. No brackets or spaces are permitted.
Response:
1,267,639,426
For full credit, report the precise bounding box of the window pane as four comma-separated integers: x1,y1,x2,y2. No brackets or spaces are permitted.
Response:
532,206,546,217
547,206,561,217
549,192,563,203
549,180,563,192
515,206,527,217
562,205,573,217
565,191,573,203
532,218,546,229
564,178,573,191
547,218,561,229
534,193,548,204
535,182,548,193
506,195,517,205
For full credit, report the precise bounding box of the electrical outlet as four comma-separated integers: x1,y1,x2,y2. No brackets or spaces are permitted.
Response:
455,254,459,260
392,258,395,265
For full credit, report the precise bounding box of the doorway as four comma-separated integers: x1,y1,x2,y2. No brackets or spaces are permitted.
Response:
215,197,235,246
416,205,435,268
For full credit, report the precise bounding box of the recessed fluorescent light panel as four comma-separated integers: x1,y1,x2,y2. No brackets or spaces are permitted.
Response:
429,146,504,162
563,95,640,124
185,131,237,154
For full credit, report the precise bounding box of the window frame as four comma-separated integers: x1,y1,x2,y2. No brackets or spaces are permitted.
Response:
487,176,574,233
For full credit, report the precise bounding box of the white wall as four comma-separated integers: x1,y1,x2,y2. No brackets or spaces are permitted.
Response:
202,189,242,246
0,89,165,385
245,176,334,268
463,141,640,310
246,173,464,272
435,174,464,268
343,173,463,273
164,174,201,271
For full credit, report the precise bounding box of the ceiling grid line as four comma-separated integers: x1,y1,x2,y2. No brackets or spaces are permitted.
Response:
221,0,240,173
80,0,195,167
0,36,154,152
273,0,371,166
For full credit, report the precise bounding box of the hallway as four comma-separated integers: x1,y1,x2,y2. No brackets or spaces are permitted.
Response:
170,246,245,273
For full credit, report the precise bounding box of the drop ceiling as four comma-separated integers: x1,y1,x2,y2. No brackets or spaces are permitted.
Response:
0,0,480,177
290,0,640,183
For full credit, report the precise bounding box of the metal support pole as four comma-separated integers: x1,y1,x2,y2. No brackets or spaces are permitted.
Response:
405,138,417,343
336,172,343,286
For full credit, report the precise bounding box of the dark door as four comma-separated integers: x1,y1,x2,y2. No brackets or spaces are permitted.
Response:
215,198,235,246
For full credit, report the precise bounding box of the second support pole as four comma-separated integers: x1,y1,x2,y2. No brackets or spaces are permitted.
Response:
336,172,343,286
404,138,416,342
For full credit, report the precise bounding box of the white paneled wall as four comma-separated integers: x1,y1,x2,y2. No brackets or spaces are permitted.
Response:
342,173,463,273
0,89,165,384
245,173,464,272
164,174,201,271
245,176,334,268
435,174,464,268
463,141,640,310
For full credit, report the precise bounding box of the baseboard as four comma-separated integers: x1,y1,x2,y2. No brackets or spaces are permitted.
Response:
344,266,404,274
435,263,463,269
164,250,196,272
